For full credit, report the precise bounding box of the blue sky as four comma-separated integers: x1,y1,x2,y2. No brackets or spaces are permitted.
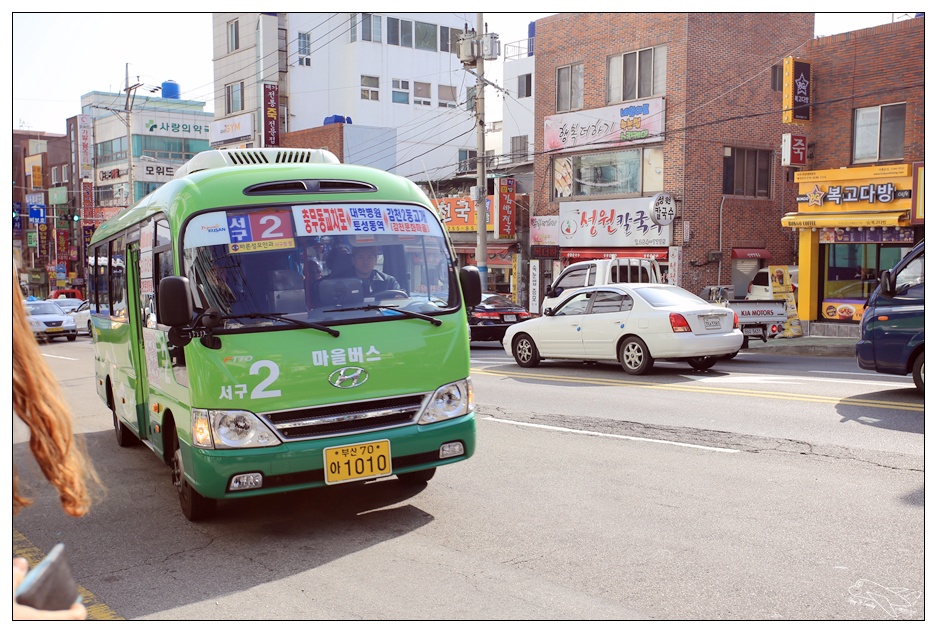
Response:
10,12,909,135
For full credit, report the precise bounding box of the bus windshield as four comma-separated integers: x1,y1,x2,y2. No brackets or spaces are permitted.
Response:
181,203,456,329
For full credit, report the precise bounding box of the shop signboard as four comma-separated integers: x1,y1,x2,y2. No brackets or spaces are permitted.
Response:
433,196,494,232
558,197,672,248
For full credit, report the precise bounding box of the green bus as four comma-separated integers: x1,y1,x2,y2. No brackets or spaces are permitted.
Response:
88,148,482,520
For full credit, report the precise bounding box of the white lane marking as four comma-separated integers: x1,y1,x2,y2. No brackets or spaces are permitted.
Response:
41,353,78,361
685,373,911,387
481,416,738,453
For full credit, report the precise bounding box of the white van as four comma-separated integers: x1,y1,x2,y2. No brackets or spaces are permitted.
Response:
746,266,798,300
542,258,662,312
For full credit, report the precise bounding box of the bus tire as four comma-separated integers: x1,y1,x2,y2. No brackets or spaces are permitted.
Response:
171,435,216,522
397,467,436,485
912,353,924,393
109,386,140,447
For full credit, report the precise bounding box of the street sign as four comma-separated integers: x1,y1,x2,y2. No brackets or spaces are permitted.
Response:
28,203,47,225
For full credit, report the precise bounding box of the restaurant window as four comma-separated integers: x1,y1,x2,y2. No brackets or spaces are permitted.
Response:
552,146,663,200
608,45,666,103
722,147,772,198
822,242,911,307
556,63,584,113
853,103,906,163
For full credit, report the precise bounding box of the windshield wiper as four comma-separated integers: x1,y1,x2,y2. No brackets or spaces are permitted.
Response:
220,312,340,337
325,304,442,326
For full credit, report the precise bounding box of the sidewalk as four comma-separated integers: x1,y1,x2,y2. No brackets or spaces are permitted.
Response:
744,335,858,358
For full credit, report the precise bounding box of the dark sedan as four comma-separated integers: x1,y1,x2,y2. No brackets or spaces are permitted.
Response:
468,293,532,342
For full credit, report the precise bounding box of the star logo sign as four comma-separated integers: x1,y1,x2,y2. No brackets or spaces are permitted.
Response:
806,184,826,207
795,72,810,96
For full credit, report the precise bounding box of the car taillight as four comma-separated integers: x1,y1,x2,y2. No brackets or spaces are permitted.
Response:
669,313,691,332
733,312,739,329
747,281,753,294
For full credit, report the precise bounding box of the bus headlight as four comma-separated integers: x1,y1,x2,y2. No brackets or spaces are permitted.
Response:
191,409,282,449
418,378,474,425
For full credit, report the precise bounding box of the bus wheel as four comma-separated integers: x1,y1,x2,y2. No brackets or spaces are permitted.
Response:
397,467,436,485
171,436,216,521
109,389,140,447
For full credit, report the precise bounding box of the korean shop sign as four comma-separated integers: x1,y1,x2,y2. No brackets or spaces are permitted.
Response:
263,83,280,147
558,197,672,248
782,57,811,124
794,165,912,212
433,196,494,232
544,98,665,152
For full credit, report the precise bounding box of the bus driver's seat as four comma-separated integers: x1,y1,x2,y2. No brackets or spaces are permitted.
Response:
267,269,306,314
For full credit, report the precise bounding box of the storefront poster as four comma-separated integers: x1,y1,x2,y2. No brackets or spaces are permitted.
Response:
821,300,864,322
818,226,914,243
769,265,802,338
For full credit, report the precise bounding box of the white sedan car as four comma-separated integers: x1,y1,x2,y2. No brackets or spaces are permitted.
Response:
503,283,743,374
71,300,93,335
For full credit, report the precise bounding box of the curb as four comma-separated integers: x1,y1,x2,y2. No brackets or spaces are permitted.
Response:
744,338,858,358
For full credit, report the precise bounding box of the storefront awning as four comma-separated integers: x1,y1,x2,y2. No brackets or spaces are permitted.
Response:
781,211,910,229
731,248,771,259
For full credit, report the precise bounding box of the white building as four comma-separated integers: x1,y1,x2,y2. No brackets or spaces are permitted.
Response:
210,13,479,183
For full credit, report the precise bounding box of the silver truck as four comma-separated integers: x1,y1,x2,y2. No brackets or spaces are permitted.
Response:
703,286,787,347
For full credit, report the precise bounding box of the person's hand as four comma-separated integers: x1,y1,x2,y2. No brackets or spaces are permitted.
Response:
12,557,87,620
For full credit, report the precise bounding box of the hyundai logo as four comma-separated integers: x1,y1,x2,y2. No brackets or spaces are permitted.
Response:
328,366,369,389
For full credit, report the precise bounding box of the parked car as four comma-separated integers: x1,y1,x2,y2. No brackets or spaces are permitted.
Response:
49,288,84,300
71,300,93,335
469,293,532,342
23,300,78,342
856,239,924,393
746,266,799,300
503,283,742,374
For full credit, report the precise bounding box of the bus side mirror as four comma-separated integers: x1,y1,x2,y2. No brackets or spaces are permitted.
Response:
159,276,195,327
459,266,482,307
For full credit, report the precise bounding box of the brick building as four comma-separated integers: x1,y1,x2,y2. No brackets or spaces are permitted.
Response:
780,17,924,327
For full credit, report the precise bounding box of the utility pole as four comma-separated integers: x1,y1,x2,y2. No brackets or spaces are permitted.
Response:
124,63,143,208
474,13,488,291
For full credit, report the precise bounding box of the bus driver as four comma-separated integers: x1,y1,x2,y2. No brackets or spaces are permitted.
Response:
351,246,401,296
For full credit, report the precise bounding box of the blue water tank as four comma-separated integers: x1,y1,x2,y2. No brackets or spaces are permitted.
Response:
162,80,181,99
324,115,347,125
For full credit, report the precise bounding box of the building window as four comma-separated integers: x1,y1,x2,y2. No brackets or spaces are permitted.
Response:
361,75,379,101
415,21,437,51
440,26,450,52
414,82,432,106
510,135,529,163
722,147,772,198
607,45,666,103
361,13,381,42
770,64,783,92
518,74,532,99
458,149,478,173
298,31,311,56
553,147,664,200
350,13,357,42
392,79,410,104
225,81,244,114
556,63,584,113
227,19,239,53
438,85,457,108
853,103,906,163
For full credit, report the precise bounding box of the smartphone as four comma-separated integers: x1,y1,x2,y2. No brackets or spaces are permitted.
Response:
14,543,82,611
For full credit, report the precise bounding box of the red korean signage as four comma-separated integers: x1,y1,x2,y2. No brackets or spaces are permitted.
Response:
433,196,494,232
263,83,280,147
782,133,807,167
495,177,516,240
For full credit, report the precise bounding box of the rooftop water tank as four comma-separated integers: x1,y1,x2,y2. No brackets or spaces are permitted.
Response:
162,80,181,99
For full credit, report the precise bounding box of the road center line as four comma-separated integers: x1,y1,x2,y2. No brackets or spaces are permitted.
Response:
41,352,78,361
481,416,739,453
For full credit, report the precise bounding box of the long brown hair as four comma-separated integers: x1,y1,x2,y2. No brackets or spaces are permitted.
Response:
13,274,101,517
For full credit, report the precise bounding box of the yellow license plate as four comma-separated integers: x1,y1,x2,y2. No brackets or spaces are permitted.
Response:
46,327,63,333
324,439,391,484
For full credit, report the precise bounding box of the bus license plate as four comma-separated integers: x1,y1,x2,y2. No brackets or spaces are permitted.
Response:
324,439,391,485
703,316,720,330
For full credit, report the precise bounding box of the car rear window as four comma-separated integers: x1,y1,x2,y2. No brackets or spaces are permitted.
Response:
752,272,770,286
634,286,707,307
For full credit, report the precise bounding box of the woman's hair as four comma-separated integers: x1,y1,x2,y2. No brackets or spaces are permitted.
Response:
13,272,101,517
